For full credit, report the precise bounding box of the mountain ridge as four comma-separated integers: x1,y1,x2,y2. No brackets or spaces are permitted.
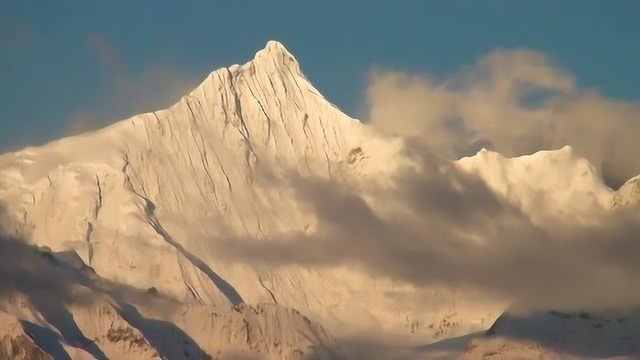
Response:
1,40,638,359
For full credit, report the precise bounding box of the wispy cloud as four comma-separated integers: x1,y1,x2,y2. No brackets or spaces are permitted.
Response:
367,49,640,187
68,34,200,135
0,17,32,51
87,33,124,69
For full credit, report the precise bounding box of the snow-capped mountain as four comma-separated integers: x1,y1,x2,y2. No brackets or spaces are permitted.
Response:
0,41,637,359
456,146,613,220
0,40,494,344
464,309,640,359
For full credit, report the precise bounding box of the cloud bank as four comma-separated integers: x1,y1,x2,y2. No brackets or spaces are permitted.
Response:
367,49,640,187
214,144,640,310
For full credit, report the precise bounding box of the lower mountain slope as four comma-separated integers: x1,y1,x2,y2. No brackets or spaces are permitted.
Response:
0,241,339,360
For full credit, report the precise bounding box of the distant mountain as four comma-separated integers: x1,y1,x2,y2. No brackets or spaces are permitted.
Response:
464,309,640,359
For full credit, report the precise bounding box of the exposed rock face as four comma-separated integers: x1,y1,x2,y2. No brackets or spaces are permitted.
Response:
0,335,51,360
0,242,337,360
464,337,560,360
612,175,640,209
105,327,148,349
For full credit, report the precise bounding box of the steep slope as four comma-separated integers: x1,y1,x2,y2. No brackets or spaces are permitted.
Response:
0,41,483,341
0,300,338,360
0,242,338,360
456,146,613,220
0,41,363,312
0,312,52,360
0,40,623,347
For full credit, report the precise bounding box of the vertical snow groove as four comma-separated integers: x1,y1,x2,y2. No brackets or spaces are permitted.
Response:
189,127,222,207
317,118,334,177
258,278,279,304
84,174,103,265
176,251,206,305
301,114,310,140
188,95,229,200
286,67,307,102
331,126,339,155
246,70,273,146
122,151,245,306
184,100,218,202
94,175,103,219
228,72,261,175
254,81,280,152
227,71,251,142
265,74,297,155
85,223,94,265
144,211,246,306
121,153,204,304
212,149,233,193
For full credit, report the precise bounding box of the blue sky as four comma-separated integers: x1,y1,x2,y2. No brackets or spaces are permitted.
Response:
1,1,639,151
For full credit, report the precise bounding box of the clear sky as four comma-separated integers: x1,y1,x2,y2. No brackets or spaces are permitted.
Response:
1,1,639,151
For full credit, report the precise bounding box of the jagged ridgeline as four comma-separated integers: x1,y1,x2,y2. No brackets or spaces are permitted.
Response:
0,41,638,359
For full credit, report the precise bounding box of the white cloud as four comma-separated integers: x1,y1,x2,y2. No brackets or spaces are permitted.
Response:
367,49,640,187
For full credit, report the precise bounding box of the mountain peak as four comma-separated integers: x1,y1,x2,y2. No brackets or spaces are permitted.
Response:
249,40,302,74
261,40,293,56
182,40,311,119
202,40,304,91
